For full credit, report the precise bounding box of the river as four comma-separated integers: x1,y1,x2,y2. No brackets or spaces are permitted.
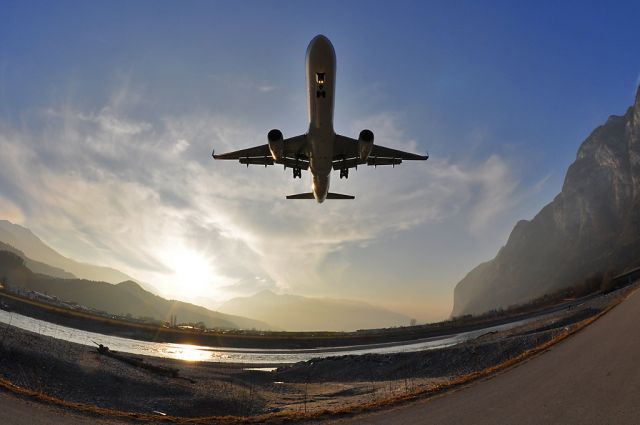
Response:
0,309,532,364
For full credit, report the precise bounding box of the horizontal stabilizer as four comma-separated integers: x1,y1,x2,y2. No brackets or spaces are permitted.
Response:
286,192,315,199
326,192,355,199
286,192,355,200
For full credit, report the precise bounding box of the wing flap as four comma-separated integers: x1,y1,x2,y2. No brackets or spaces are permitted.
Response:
367,157,402,166
332,158,362,170
240,157,274,166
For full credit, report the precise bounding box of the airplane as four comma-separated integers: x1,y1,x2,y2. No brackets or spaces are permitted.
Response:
212,34,428,203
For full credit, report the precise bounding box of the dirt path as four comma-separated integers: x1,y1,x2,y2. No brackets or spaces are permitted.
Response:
0,391,134,425
318,289,640,424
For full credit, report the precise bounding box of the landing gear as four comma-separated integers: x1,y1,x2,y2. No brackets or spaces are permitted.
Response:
340,168,349,179
293,167,302,179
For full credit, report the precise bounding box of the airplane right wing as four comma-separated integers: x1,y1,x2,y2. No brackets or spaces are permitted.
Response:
333,134,428,170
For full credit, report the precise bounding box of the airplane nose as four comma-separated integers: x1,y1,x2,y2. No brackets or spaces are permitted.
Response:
307,34,335,58
312,34,330,45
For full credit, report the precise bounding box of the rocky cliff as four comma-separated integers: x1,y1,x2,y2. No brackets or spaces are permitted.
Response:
452,87,640,316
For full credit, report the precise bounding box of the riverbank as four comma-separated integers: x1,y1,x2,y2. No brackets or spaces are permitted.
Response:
0,289,599,350
0,285,630,421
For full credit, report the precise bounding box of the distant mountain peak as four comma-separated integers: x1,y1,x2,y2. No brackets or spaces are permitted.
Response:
116,280,144,291
220,290,412,331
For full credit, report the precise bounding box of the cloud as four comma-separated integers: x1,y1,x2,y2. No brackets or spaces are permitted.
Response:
0,196,24,224
208,73,277,95
467,155,519,235
258,85,276,93
0,85,539,315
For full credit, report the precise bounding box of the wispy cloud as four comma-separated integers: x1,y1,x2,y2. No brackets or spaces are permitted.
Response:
0,84,544,318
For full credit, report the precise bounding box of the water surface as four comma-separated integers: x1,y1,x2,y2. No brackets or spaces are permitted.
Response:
0,309,532,364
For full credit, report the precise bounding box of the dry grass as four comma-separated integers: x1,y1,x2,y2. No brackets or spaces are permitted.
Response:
0,289,631,424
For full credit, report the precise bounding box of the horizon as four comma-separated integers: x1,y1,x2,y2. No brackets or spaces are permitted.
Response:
1,1,640,324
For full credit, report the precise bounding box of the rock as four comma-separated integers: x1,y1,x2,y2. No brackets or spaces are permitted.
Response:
453,86,640,316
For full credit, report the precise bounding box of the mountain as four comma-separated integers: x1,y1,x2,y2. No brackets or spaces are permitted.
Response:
0,250,270,330
0,241,75,279
0,220,138,285
219,290,413,331
452,87,640,316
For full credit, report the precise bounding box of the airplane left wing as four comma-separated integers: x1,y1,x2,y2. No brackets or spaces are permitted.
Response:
213,144,271,160
212,134,309,169
333,134,428,170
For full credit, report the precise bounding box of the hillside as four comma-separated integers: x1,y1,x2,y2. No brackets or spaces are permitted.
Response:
452,87,640,316
219,290,412,331
0,220,139,284
0,241,75,279
0,250,270,330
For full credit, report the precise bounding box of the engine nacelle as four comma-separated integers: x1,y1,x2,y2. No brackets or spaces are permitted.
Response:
267,129,284,161
358,129,374,161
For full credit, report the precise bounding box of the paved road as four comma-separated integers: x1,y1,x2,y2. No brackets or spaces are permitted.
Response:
321,289,640,425
2,290,640,425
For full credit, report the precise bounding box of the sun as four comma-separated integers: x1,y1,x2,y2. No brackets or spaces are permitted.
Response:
163,245,216,296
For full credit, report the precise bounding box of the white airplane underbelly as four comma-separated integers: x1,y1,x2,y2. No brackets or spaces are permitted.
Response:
306,35,336,202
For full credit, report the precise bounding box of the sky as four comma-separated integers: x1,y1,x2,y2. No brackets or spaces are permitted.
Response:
0,1,639,324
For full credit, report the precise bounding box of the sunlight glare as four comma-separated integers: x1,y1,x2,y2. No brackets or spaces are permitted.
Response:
162,244,216,297
167,343,211,362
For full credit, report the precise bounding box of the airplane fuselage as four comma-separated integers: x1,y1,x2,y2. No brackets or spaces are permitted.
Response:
305,35,336,203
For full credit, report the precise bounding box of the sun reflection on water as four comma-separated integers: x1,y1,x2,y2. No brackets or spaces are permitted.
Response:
166,343,211,362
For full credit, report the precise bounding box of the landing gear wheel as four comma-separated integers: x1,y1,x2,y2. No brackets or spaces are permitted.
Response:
293,167,302,179
340,168,349,179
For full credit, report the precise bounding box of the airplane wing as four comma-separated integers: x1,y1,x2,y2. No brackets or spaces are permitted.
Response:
212,135,309,169
333,134,428,170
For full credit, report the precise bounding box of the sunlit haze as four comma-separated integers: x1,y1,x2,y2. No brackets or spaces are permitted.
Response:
1,1,639,324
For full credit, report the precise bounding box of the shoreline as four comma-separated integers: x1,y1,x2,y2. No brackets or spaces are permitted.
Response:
0,284,632,421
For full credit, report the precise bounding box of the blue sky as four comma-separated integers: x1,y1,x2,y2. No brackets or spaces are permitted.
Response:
1,1,639,324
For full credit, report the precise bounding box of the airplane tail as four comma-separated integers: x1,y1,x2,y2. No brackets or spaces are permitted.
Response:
286,192,354,200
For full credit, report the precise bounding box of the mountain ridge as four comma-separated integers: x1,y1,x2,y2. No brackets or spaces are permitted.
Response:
219,289,413,331
0,220,142,286
0,250,271,330
452,86,640,316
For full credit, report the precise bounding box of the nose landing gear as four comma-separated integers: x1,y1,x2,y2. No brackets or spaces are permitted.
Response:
340,168,349,179
293,167,302,179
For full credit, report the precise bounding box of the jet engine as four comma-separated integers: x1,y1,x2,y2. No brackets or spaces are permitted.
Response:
358,129,374,161
268,129,284,161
